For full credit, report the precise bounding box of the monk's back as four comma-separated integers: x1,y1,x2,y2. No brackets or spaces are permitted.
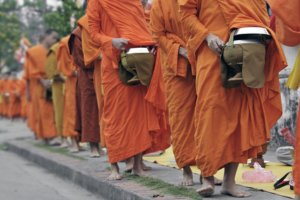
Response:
27,44,48,78
199,0,269,33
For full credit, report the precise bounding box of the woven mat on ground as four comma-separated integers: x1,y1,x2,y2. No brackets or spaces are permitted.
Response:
144,147,294,198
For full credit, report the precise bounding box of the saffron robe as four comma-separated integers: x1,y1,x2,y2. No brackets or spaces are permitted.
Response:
150,0,196,168
87,0,170,163
179,0,287,176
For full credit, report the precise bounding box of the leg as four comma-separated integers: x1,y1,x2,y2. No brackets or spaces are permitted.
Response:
69,137,80,153
141,158,152,171
221,163,251,198
125,157,134,173
60,137,70,148
200,175,223,186
132,153,145,176
89,142,100,158
107,163,122,180
181,165,194,186
197,176,215,197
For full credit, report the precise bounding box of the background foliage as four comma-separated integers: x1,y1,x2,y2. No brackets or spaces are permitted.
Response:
0,0,84,71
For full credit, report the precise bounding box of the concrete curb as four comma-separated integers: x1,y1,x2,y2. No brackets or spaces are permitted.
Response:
5,140,162,200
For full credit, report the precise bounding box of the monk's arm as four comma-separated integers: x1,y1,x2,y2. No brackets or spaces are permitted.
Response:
87,0,112,50
150,0,180,54
178,0,209,64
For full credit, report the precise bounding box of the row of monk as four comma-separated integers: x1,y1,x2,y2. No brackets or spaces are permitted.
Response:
0,74,27,119
0,0,299,198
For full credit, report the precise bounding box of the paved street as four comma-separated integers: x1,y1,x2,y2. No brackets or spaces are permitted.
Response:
0,118,105,200
0,118,294,200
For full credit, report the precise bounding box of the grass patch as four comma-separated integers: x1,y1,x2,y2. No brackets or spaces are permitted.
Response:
125,174,202,200
33,143,86,161
0,143,7,151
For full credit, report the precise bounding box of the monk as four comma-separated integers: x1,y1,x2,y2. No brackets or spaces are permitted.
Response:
0,77,3,117
57,36,80,152
150,0,196,185
268,1,300,198
8,74,22,119
88,0,170,180
45,42,69,147
179,0,286,197
77,14,105,152
18,77,27,119
2,75,11,118
267,0,300,46
69,26,101,157
24,29,59,142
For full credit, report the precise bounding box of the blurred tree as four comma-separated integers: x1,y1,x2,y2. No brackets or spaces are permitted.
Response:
0,0,22,70
43,0,84,37
0,0,85,71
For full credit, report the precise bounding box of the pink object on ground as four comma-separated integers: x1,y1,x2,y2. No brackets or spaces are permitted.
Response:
242,162,277,183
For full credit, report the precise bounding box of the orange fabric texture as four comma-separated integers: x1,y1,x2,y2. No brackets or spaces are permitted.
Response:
78,15,102,66
150,0,196,168
268,0,300,46
19,78,27,118
88,0,170,163
57,36,78,138
8,79,22,118
179,0,287,176
25,44,57,139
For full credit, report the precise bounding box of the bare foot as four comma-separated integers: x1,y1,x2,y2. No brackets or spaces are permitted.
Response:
60,139,69,148
69,138,80,153
125,157,134,173
200,175,223,186
107,163,122,181
181,166,194,186
90,150,100,158
197,176,214,197
90,143,100,158
132,154,146,176
214,177,223,186
99,148,106,156
221,185,251,198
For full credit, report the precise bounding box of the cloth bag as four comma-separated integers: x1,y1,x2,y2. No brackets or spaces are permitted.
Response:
220,30,266,88
119,50,155,86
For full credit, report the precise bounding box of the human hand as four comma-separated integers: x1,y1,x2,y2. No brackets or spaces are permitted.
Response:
40,79,52,89
112,38,129,50
205,33,224,55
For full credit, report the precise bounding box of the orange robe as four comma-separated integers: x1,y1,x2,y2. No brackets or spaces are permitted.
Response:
23,60,35,131
57,36,78,138
24,44,57,139
69,27,100,143
3,80,11,117
0,80,3,116
178,0,287,176
268,0,300,46
87,0,170,163
19,78,27,118
77,15,105,146
8,79,22,118
150,0,196,168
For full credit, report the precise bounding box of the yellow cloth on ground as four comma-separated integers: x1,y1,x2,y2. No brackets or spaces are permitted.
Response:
144,147,294,198
286,49,300,89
